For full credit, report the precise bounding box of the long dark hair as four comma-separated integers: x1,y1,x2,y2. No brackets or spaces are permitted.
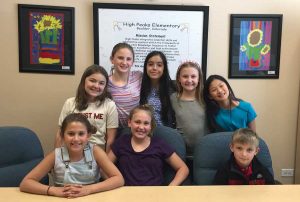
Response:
140,51,176,127
75,64,111,110
203,74,240,132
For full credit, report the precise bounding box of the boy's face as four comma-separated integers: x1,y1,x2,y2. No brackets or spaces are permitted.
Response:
230,142,259,168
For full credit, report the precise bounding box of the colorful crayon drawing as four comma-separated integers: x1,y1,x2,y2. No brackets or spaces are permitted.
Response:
29,12,64,65
239,21,272,71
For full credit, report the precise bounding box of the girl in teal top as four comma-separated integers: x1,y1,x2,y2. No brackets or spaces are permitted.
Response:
203,75,257,132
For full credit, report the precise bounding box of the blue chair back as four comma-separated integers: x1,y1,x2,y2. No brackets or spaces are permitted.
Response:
0,126,48,186
153,126,186,185
193,132,273,185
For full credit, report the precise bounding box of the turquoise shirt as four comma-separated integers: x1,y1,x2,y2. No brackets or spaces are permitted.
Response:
215,100,257,131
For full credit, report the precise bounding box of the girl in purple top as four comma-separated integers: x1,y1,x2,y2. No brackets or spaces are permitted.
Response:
108,105,189,186
108,43,143,128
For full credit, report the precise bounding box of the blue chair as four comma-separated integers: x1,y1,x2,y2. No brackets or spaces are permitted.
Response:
193,132,273,185
153,125,186,185
0,126,49,187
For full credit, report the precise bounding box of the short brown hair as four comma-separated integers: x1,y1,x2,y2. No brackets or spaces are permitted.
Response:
231,128,259,147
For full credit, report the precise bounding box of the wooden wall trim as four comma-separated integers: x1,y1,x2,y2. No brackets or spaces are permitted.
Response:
295,87,300,183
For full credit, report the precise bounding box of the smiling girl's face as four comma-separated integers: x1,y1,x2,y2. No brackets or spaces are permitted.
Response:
128,109,152,140
178,66,199,93
146,55,164,82
110,48,134,74
208,79,230,103
84,73,106,102
63,121,90,155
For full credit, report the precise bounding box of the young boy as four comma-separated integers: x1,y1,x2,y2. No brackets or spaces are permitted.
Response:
213,128,275,185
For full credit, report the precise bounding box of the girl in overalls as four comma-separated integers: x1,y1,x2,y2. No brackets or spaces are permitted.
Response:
20,113,124,198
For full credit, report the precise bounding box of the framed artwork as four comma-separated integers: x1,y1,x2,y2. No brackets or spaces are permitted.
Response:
229,14,282,79
93,3,209,79
18,4,75,74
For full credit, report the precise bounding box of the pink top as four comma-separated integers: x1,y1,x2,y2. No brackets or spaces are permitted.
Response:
108,71,142,127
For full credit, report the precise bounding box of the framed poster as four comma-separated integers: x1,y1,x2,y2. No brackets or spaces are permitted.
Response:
229,14,282,79
18,4,75,74
93,3,209,79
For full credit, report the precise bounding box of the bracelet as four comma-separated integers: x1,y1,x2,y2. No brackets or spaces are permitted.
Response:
46,186,51,196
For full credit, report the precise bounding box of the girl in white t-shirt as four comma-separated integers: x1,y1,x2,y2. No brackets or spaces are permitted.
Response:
55,65,118,153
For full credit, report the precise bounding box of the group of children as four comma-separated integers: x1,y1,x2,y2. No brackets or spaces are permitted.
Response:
19,42,274,198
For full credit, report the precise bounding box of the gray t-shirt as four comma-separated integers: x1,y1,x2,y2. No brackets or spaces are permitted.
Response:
170,93,209,156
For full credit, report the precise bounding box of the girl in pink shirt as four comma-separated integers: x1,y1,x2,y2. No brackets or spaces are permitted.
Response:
108,43,143,128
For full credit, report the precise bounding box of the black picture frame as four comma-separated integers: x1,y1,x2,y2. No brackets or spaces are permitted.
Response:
229,14,282,79
18,4,75,74
93,3,209,79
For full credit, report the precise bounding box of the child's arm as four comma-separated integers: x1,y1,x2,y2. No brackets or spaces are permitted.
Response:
248,119,256,132
213,168,229,185
166,153,189,186
54,128,63,148
101,147,118,180
66,146,124,198
262,166,276,185
105,128,117,153
19,151,66,197
247,102,257,132
107,149,117,163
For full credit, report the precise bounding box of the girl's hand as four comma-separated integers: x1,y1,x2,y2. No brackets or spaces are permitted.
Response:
47,186,67,197
63,184,91,198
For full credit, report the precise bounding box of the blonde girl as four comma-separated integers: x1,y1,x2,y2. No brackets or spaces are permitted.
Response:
170,61,209,157
108,105,189,186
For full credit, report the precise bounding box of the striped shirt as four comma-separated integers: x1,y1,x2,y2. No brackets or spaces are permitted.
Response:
108,71,142,127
